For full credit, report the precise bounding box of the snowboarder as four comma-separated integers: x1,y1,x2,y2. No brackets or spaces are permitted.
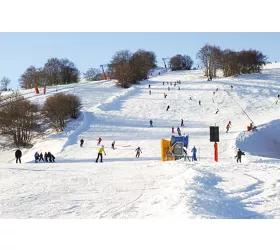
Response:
177,127,181,136
80,139,84,147
39,153,44,162
96,145,106,163
135,146,142,158
181,119,184,127
199,100,201,106
235,149,245,163
172,126,175,133
97,137,102,145
215,108,219,114
34,152,39,163
150,120,153,127
111,141,115,150
166,105,170,111
15,149,22,164
191,146,197,161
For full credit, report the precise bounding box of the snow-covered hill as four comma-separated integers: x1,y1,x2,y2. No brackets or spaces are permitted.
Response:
1,64,280,218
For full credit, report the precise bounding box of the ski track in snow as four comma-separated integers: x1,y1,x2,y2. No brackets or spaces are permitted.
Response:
1,65,280,218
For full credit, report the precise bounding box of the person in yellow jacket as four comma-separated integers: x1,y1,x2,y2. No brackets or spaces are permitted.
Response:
96,145,106,163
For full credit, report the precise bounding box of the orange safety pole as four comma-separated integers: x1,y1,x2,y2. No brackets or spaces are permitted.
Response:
214,142,218,162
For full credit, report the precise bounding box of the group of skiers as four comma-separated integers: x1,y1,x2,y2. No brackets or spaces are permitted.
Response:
35,151,55,163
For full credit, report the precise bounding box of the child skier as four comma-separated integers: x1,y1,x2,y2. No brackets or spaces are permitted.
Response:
34,152,39,163
135,146,142,158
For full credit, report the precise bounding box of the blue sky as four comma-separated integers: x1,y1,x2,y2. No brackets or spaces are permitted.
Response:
1,32,280,89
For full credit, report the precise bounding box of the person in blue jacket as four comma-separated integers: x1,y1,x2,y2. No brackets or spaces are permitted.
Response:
191,146,197,161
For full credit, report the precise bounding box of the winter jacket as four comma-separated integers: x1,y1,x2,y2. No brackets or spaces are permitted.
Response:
15,149,22,158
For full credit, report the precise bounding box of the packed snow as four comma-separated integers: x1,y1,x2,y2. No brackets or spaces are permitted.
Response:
1,63,280,219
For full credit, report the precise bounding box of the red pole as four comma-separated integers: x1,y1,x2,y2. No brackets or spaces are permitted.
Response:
214,142,218,162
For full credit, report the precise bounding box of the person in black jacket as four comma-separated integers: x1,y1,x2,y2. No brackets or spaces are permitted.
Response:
80,139,84,147
235,149,245,163
15,149,22,163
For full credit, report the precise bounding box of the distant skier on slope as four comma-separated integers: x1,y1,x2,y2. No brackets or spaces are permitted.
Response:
111,141,115,150
150,120,153,127
80,139,84,147
96,145,106,163
15,149,22,164
181,119,184,127
191,146,197,161
235,149,245,163
172,126,175,133
226,121,231,133
135,146,142,158
177,127,181,136
97,137,102,145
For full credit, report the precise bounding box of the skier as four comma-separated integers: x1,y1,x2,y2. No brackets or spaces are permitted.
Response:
226,121,231,133
178,86,180,90
215,108,219,114
177,127,181,136
191,146,197,161
190,96,192,100
166,105,170,111
15,149,22,164
168,87,170,91
149,84,151,88
96,145,106,163
172,126,175,133
34,152,39,163
199,100,201,106
231,85,233,90
163,81,165,85
235,149,245,163
39,153,44,162
135,146,142,158
149,90,151,95
112,141,115,150
97,137,102,145
165,93,167,98
150,120,153,127
181,119,184,127
50,154,55,163
47,152,52,162
80,139,84,147
44,152,48,162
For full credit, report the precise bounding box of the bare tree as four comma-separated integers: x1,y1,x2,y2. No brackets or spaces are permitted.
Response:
42,93,82,131
170,54,193,71
0,92,41,146
83,68,101,81
0,77,11,91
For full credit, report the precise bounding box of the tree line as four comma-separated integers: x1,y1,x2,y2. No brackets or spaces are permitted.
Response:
196,44,267,78
19,58,80,89
14,45,267,90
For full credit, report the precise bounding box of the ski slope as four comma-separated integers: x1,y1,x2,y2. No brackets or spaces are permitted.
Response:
1,63,280,218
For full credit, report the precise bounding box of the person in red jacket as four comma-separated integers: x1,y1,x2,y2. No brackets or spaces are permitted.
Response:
172,126,175,133
97,137,102,145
